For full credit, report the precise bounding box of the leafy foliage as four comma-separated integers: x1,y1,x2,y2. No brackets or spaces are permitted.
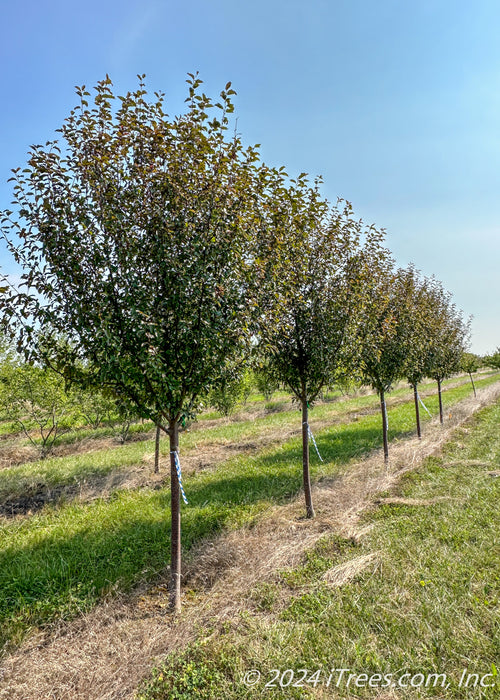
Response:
461,352,480,397
424,278,469,383
460,352,480,375
137,643,226,699
356,265,423,459
109,396,142,443
483,347,500,370
0,71,476,610
1,74,263,428
357,265,412,395
252,362,280,401
73,386,117,429
399,266,435,387
0,361,76,457
257,184,387,406
208,368,253,417
255,179,388,511
0,73,271,611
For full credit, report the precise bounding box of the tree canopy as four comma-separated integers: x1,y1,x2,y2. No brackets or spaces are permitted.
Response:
1,74,269,612
424,278,469,423
2,75,265,428
0,72,477,611
356,265,417,460
255,178,388,513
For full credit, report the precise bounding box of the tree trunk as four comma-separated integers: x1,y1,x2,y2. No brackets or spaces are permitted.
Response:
380,389,389,462
413,383,421,439
437,377,444,424
469,372,477,398
154,423,161,474
168,419,182,613
301,398,315,519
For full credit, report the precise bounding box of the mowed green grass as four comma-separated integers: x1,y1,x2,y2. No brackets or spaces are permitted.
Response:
139,395,500,699
1,372,496,502
0,373,498,657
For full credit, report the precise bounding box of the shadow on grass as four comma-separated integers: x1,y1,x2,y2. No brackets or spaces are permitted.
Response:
2,374,487,515
1,389,470,652
0,460,141,516
0,420,393,642
0,490,261,653
0,464,151,518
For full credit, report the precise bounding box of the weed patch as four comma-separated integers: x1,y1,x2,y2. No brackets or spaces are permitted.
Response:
136,643,226,700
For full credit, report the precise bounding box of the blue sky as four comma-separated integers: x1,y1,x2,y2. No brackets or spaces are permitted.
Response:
1,0,499,353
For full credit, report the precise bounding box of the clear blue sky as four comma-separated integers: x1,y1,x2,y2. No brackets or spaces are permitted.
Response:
1,0,499,353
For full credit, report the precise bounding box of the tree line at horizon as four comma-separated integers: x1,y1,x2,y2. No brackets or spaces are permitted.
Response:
0,74,498,612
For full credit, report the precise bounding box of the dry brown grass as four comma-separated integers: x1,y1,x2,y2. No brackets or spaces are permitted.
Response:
373,496,453,506
323,552,381,587
1,381,499,700
0,444,38,471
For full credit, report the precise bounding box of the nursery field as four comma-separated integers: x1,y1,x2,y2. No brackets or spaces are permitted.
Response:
139,377,500,700
0,369,499,699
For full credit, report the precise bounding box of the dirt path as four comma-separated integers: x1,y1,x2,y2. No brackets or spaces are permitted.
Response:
1,381,499,700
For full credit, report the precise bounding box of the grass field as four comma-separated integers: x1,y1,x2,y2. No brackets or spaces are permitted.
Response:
0,371,499,698
138,389,500,699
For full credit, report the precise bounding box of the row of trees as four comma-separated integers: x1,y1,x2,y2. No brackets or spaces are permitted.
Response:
0,344,147,456
0,341,266,459
483,347,500,370
0,75,474,611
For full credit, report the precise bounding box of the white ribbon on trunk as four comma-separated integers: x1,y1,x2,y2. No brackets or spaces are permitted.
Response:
304,423,324,462
417,390,432,417
170,450,188,504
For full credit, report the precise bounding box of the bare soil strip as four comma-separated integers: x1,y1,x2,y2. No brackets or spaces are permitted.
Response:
1,381,499,700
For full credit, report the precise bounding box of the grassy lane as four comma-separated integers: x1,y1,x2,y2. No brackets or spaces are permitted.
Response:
1,373,498,504
139,398,500,699
0,374,499,657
